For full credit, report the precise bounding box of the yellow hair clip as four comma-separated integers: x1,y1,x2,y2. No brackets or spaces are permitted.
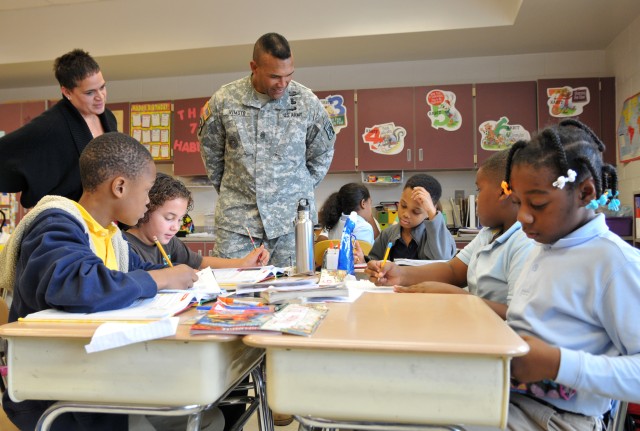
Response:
501,180,512,196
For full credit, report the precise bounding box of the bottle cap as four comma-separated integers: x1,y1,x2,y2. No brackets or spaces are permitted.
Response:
297,198,309,211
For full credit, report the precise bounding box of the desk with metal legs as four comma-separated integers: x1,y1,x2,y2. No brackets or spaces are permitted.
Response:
244,293,529,430
0,310,273,431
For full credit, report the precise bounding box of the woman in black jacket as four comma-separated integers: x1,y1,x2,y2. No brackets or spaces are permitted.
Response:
0,49,117,208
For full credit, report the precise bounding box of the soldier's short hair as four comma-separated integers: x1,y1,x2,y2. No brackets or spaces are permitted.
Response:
253,33,291,61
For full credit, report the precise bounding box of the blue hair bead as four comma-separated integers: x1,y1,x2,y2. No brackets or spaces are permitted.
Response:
608,198,620,212
585,199,599,210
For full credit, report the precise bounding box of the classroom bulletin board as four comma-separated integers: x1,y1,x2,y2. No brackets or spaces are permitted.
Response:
130,101,172,160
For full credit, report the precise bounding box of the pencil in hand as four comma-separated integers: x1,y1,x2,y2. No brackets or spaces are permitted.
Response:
377,242,393,282
245,226,257,250
153,236,173,267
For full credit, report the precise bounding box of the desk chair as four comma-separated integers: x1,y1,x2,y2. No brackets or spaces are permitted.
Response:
313,240,372,270
608,401,629,431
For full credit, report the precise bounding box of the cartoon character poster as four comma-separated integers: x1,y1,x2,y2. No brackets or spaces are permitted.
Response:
426,89,462,131
320,94,347,134
362,122,406,155
546,86,590,117
618,91,640,163
478,116,531,151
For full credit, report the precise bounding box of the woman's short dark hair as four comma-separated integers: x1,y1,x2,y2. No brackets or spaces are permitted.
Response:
53,49,100,89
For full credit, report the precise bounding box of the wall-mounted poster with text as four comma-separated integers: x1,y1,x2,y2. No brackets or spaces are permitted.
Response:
362,122,407,155
320,94,348,134
545,86,590,118
618,91,640,163
130,101,172,160
478,116,531,151
425,89,462,131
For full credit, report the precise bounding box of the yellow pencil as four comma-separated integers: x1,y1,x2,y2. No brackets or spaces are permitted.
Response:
380,242,393,269
378,242,393,281
153,235,173,267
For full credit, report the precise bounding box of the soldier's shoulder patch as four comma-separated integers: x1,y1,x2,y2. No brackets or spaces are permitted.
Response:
200,101,212,122
324,119,336,141
198,101,212,135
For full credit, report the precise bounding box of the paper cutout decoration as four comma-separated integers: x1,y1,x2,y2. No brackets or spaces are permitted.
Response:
478,116,531,151
362,122,406,155
320,94,348,134
426,89,462,131
546,86,590,118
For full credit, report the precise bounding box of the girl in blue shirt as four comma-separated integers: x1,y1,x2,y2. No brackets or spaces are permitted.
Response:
317,182,378,245
500,119,640,429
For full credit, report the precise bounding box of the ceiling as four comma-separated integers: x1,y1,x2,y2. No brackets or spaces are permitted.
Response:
1,0,639,90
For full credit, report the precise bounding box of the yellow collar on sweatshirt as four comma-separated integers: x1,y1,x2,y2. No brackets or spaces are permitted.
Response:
72,202,119,270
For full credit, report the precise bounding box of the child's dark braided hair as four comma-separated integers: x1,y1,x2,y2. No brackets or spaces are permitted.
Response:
504,119,619,209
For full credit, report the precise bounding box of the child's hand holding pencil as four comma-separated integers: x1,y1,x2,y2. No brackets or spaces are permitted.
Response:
368,261,400,286
242,226,270,266
243,244,270,267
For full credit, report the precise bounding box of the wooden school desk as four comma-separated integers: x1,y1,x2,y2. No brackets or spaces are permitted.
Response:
0,309,273,431
244,292,529,429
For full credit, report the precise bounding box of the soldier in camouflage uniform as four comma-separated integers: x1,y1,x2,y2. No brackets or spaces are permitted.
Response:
198,32,335,268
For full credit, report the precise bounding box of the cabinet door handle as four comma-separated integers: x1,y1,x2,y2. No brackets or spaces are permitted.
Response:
419,148,423,162
407,149,412,162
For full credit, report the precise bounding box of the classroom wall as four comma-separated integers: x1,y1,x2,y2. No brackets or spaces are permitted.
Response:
0,49,611,229
607,13,640,208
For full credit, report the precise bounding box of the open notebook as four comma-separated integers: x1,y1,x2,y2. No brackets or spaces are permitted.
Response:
213,265,292,288
21,291,195,323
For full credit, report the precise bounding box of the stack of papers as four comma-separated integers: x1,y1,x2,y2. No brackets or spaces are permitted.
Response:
22,291,195,322
393,259,447,266
457,228,481,237
213,265,292,288
260,283,348,304
234,278,317,295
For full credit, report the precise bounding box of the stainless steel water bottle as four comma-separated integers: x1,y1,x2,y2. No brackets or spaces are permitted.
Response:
294,198,315,275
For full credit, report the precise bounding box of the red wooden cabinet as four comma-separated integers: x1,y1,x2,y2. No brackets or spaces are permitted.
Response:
0,101,47,224
475,81,538,166
173,97,210,176
314,90,356,172
599,77,617,165
414,84,474,169
0,103,21,135
0,100,47,134
183,241,215,257
20,101,47,125
357,87,415,171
